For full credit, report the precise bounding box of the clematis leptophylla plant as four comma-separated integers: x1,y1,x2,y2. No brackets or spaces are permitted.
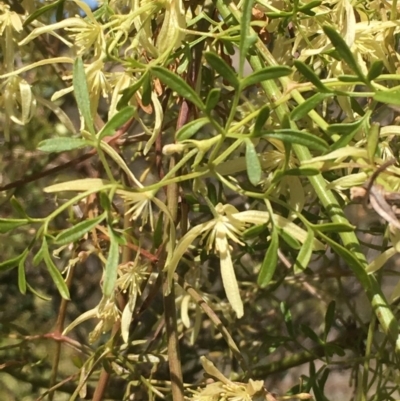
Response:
166,203,271,319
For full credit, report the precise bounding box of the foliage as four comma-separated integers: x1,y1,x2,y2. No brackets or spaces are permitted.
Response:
2,0,400,400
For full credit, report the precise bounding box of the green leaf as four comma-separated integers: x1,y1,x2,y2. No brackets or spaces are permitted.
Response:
204,52,239,89
23,0,64,26
317,232,370,288
117,73,148,110
300,324,322,344
266,11,292,18
99,192,112,212
239,0,257,77
33,240,45,266
280,302,294,337
374,86,400,106
153,213,164,249
323,26,367,83
277,227,301,250
38,137,87,153
337,75,361,83
18,252,27,294
309,222,355,233
290,93,331,121
324,343,345,357
0,250,28,272
0,218,29,233
294,229,314,274
294,60,329,93
55,0,65,22
272,167,320,182
367,247,397,273
241,66,292,89
245,139,262,186
299,0,322,12
103,226,120,297
142,72,152,106
97,107,135,140
176,118,210,141
367,60,384,82
27,283,51,301
253,106,270,136
42,239,70,300
350,97,366,117
328,115,368,151
73,58,95,135
367,122,380,162
10,197,28,218
55,214,106,245
324,301,336,339
327,117,367,135
151,66,204,110
258,129,329,151
243,224,268,240
205,88,221,113
258,228,279,287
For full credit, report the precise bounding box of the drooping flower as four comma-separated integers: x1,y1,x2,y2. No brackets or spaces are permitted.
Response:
117,253,149,342
166,203,249,318
188,357,274,401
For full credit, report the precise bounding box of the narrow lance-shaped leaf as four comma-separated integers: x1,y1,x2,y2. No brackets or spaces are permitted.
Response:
42,239,70,300
10,196,29,218
142,72,152,106
239,0,256,77
38,137,87,153
151,66,204,110
103,226,120,297
0,218,29,233
0,250,28,272
367,122,380,162
97,106,135,140
309,222,355,233
294,60,330,93
176,118,210,141
323,26,367,83
18,251,28,294
329,115,369,151
117,73,148,110
204,52,239,89
241,66,292,89
23,0,64,26
258,227,279,287
55,214,106,245
258,129,329,151
280,301,294,337
290,93,331,122
324,301,336,340
253,105,270,136
367,247,397,274
206,88,221,113
73,58,95,135
367,60,384,81
294,229,314,274
245,139,262,186
337,75,361,83
374,86,400,106
277,227,301,250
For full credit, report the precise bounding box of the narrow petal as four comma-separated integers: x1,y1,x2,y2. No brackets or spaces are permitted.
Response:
216,234,244,318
